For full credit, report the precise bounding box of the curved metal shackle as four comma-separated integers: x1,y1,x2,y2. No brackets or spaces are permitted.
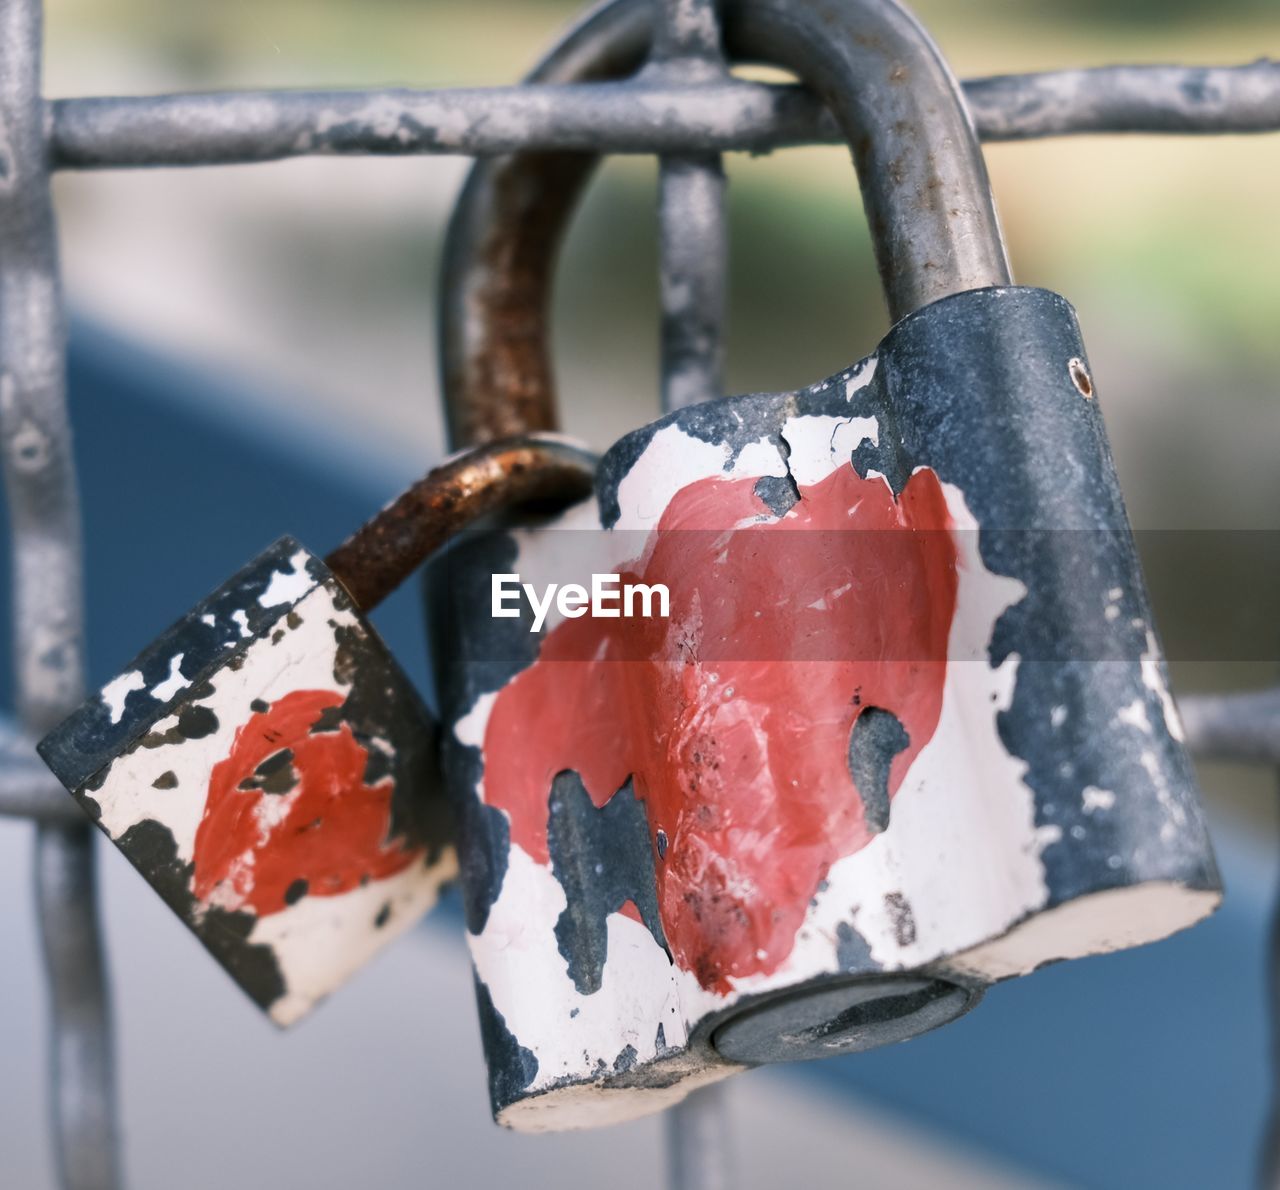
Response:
439,0,1012,448
439,0,652,448
324,434,596,611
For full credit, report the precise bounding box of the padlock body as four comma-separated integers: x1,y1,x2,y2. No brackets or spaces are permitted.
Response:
41,537,454,1025
429,287,1220,1130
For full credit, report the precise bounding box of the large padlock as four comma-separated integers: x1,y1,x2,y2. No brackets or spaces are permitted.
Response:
428,0,1222,1131
38,438,593,1024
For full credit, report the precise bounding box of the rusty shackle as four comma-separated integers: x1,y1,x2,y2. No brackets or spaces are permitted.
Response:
439,0,1011,448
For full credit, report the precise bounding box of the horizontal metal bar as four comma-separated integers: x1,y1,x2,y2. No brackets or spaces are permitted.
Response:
47,81,830,166
45,60,1280,170
1180,688,1280,766
965,59,1280,140
0,717,83,823
0,688,1272,826
0,766,82,822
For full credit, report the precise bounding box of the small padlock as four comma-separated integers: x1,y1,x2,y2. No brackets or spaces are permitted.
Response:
429,0,1222,1131
38,437,593,1025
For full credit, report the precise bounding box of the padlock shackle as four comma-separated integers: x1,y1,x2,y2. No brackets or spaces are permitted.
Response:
728,0,1012,316
439,0,1011,448
439,0,653,448
324,434,596,612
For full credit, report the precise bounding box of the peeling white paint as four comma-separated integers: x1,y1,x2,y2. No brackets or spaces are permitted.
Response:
844,355,878,401
1141,628,1185,742
101,670,145,724
258,549,314,608
1118,697,1152,734
151,652,189,702
779,414,878,488
87,579,451,1026
454,385,1218,1130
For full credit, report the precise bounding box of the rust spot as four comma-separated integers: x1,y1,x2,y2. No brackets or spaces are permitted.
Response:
324,437,594,612
1068,357,1094,399
884,892,916,947
451,153,593,446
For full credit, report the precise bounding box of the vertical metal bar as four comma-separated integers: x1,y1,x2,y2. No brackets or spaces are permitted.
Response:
667,1080,734,1190
0,1,122,1187
651,0,729,411
657,154,728,410
651,3,735,1186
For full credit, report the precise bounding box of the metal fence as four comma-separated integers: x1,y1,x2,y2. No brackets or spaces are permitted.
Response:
0,0,1277,1186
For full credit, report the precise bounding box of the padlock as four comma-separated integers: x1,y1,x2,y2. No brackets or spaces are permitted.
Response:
428,0,1223,1131
38,437,593,1025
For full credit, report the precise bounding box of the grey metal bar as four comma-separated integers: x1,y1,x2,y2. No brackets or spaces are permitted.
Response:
0,714,82,822
45,61,1280,171
0,0,122,1186
0,765,85,823
1180,689,1280,766
963,59,1280,140
656,155,728,409
49,81,828,165
668,1081,734,1190
651,0,729,411
34,828,119,1190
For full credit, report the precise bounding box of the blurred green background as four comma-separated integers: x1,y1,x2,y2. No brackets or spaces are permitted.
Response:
42,0,1280,827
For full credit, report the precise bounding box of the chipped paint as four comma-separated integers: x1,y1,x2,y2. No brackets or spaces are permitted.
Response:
100,671,145,724
258,549,313,608
1141,627,1186,742
150,652,189,702
433,287,1221,1130
40,539,452,1025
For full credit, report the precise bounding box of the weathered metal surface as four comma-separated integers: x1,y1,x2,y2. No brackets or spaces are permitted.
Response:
45,61,1280,170
325,436,596,610
0,0,122,1185
0,724,82,822
1178,688,1280,766
963,60,1280,140
439,0,652,448
40,539,454,1025
723,0,1011,319
442,0,1011,445
0,0,1272,1178
428,0,1221,1136
35,435,595,1025
430,287,1221,1130
649,0,730,414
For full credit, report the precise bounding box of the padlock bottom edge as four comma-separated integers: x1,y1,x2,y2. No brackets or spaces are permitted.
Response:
708,974,979,1067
